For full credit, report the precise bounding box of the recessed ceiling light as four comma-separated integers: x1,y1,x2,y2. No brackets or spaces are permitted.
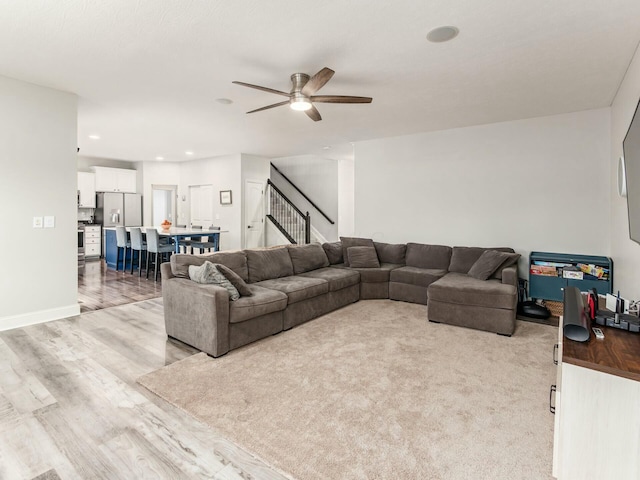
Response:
426,26,459,43
185,151,194,156
323,146,331,150
155,156,164,161
216,98,233,105
88,134,100,140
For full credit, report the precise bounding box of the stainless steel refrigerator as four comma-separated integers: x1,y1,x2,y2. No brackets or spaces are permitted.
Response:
95,192,142,227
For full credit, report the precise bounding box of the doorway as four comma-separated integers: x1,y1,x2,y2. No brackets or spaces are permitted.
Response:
244,180,264,249
152,185,177,226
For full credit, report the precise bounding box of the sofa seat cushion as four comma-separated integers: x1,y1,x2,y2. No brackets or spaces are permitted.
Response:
333,263,402,283
229,285,288,324
428,273,517,310
254,275,329,305
390,266,448,288
298,266,360,292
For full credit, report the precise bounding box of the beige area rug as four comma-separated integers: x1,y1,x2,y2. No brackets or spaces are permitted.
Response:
138,300,557,480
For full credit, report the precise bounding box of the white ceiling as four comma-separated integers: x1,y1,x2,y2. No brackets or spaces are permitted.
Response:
1,0,640,162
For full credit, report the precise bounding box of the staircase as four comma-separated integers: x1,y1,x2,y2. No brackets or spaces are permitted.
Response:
266,179,310,244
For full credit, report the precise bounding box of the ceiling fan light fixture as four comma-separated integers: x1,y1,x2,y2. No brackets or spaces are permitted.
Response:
290,98,312,111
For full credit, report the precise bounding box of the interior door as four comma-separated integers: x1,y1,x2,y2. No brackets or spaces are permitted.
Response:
189,184,213,227
244,180,264,249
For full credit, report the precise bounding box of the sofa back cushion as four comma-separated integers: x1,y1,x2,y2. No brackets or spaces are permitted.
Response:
170,251,249,281
374,242,406,265
340,237,374,267
405,243,452,270
287,243,330,274
449,246,515,274
245,247,294,283
322,241,344,265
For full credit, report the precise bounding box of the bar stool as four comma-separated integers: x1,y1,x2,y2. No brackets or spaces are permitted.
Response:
115,226,130,271
146,228,174,281
176,224,192,253
129,227,147,276
190,226,219,253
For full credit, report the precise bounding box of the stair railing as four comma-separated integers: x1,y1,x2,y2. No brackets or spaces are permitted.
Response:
266,179,311,244
270,163,335,225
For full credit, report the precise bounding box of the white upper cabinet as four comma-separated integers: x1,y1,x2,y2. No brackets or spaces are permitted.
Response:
91,166,137,193
77,171,96,208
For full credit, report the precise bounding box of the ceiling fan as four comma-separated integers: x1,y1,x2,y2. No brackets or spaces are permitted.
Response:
232,67,372,122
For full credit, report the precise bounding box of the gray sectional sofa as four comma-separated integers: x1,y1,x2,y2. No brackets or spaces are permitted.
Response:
161,239,519,357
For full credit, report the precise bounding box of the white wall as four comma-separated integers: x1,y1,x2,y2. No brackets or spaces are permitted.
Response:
180,154,242,250
338,157,355,238
354,108,611,274
610,45,640,298
77,155,136,172
140,161,181,226
0,75,78,329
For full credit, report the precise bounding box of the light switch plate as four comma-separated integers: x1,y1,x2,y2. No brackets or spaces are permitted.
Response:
33,216,43,228
44,216,55,228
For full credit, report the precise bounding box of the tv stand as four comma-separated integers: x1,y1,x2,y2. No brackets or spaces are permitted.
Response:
552,320,640,479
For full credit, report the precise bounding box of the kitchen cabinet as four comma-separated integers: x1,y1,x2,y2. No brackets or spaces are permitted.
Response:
84,225,102,258
92,166,137,193
77,172,96,208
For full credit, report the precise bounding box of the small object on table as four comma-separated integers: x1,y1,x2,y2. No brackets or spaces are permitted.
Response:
592,327,604,340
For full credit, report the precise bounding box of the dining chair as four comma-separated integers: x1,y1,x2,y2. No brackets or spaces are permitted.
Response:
190,226,220,253
129,227,147,276
115,226,130,271
145,228,174,281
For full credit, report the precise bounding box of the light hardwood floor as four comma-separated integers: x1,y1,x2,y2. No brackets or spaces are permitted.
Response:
0,299,287,480
78,260,164,313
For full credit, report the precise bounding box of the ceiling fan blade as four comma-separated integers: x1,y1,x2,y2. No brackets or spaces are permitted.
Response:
305,105,322,122
232,81,291,97
246,100,290,114
301,67,335,96
310,95,373,104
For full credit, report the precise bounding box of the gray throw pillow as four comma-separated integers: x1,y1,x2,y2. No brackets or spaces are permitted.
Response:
215,264,253,297
188,261,240,301
322,241,344,265
468,250,521,281
347,246,380,268
340,237,374,267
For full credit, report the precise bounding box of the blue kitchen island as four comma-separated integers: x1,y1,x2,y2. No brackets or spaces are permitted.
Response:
103,226,224,270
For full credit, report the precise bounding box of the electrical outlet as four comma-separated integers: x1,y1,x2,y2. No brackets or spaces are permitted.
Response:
215,214,220,220
44,215,55,228
33,216,43,228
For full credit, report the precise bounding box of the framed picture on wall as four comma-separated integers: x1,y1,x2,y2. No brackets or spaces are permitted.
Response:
220,190,232,205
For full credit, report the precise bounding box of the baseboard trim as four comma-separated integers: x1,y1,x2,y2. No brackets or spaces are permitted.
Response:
0,304,80,332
